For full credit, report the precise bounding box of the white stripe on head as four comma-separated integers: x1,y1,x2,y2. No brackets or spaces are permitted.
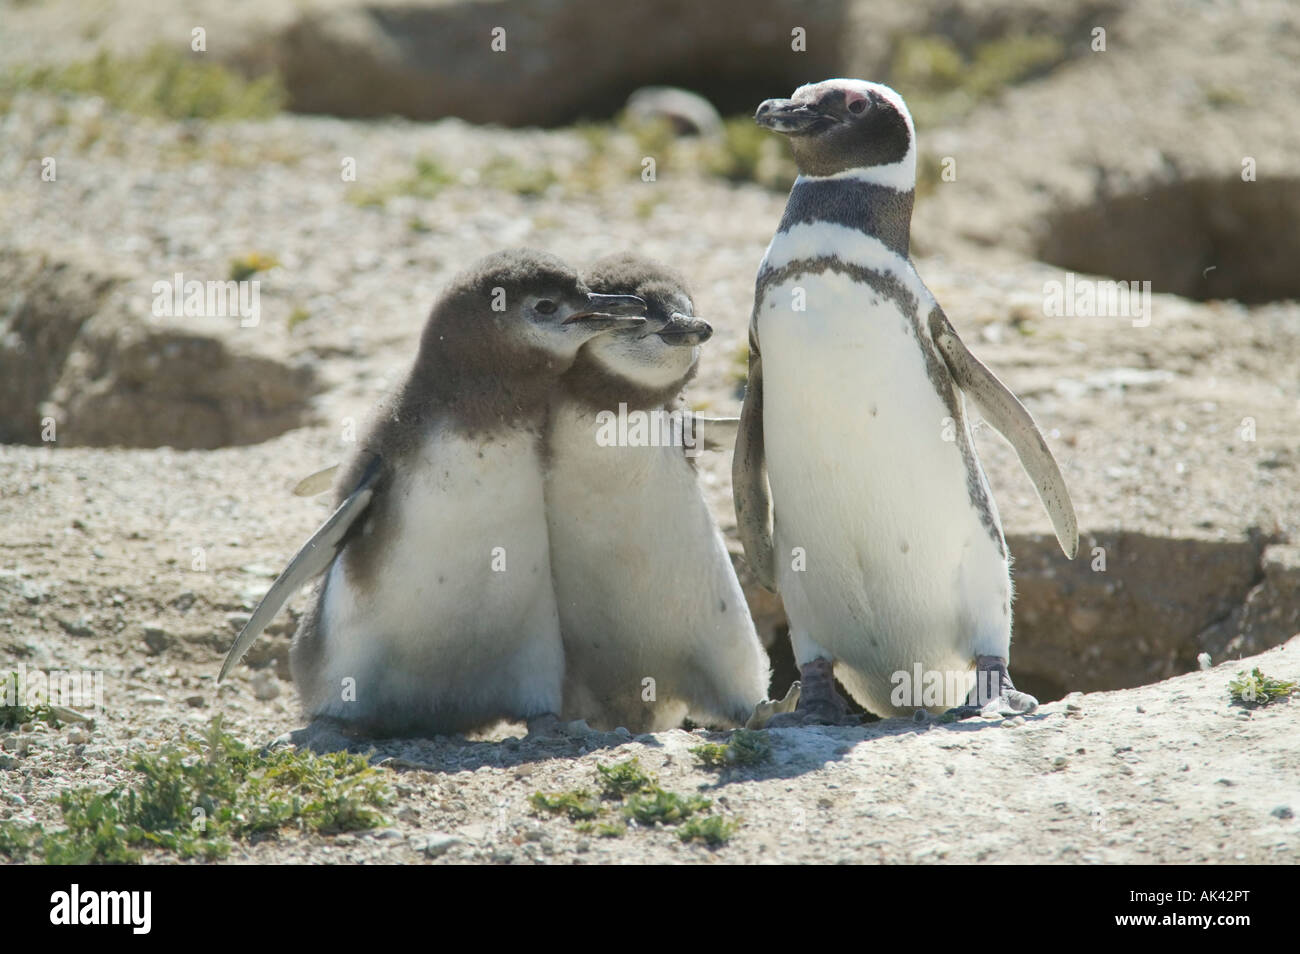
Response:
792,79,917,192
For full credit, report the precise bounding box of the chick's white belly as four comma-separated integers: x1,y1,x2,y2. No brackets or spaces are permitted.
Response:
757,273,1009,705
319,429,563,717
547,406,766,729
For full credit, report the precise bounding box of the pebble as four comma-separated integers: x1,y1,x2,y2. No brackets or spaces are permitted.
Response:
185,694,206,708
1271,806,1294,820
141,622,172,654
251,671,281,701
419,833,461,858
67,727,89,745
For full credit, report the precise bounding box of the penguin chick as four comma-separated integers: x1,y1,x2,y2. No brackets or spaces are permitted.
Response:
220,248,646,738
545,252,771,732
738,80,1078,724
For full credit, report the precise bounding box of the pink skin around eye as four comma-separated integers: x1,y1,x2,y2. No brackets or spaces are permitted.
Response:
842,88,869,112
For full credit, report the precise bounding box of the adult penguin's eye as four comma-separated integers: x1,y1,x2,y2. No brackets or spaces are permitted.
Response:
848,98,867,115
535,298,557,314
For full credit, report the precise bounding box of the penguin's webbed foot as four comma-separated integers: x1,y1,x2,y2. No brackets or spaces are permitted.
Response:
765,658,859,727
525,713,599,740
948,655,1038,720
286,716,363,754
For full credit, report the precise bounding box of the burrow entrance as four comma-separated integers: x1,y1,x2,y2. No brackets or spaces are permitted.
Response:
1035,177,1300,304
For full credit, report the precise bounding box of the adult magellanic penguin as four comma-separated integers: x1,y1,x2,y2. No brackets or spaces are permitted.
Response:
735,79,1078,724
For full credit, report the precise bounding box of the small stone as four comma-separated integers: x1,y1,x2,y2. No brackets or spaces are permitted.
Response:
67,727,89,745
419,833,461,858
1135,706,1145,713
1271,806,1294,820
185,694,206,708
226,613,252,631
141,622,172,655
56,615,95,638
138,695,166,706
624,86,723,138
251,671,281,701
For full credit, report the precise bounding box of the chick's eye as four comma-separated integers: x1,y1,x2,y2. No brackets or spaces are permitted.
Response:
848,98,867,115
535,298,557,315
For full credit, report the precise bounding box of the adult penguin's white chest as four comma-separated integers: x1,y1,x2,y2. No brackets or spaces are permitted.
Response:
755,234,1011,712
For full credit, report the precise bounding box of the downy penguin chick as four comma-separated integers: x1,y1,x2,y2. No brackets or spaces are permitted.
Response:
220,249,646,737
546,253,771,732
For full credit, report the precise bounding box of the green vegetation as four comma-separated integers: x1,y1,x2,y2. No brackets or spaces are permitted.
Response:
532,757,739,846
890,33,1067,127
229,251,279,281
595,757,655,798
1229,668,1298,707
0,681,61,729
286,306,311,332
0,44,284,120
690,729,772,769
529,789,602,821
702,116,798,192
678,814,740,846
483,155,558,197
622,788,711,825
6,717,391,864
0,820,40,861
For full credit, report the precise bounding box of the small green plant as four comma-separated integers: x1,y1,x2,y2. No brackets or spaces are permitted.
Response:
595,758,656,798
890,32,1066,127
691,729,772,769
533,761,738,846
0,820,40,861
1229,668,1298,707
0,44,284,120
350,156,456,207
575,819,627,838
286,307,311,332
229,252,279,282
622,788,711,826
0,672,65,728
529,789,601,821
704,117,797,191
678,814,739,846
35,716,390,863
482,156,558,197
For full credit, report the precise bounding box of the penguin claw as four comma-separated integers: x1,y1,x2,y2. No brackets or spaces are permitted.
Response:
762,659,859,728
286,717,362,754
745,682,802,729
947,656,1038,720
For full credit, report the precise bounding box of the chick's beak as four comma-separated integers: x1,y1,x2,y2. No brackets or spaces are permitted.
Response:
563,293,647,331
